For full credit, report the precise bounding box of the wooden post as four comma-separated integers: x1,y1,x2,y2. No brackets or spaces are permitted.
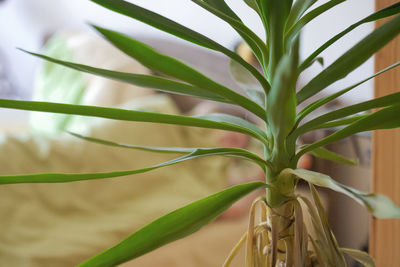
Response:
371,0,400,265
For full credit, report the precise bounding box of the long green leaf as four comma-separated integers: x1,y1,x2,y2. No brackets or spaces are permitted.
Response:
93,26,266,120
285,0,317,32
90,0,270,92
308,147,358,166
78,182,267,266
340,248,376,267
285,0,347,44
296,61,400,125
192,0,268,70
300,56,324,71
295,92,400,136
297,15,400,103
203,0,241,20
0,99,268,144
267,38,299,157
300,2,400,71
68,132,194,154
264,0,292,78
20,49,230,104
306,115,368,132
285,168,400,218
243,0,269,33
243,0,261,14
0,147,267,185
295,104,400,159
68,132,268,170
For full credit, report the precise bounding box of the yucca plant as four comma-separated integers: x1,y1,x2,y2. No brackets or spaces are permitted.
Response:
1,0,400,266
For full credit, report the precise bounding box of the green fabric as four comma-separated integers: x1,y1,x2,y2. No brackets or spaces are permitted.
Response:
29,33,86,135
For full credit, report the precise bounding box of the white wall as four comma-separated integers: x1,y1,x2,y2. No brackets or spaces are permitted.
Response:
0,0,374,103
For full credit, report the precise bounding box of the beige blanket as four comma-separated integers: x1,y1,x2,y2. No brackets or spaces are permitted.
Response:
0,94,231,266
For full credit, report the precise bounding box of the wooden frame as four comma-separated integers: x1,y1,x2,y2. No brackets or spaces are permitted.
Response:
371,0,400,265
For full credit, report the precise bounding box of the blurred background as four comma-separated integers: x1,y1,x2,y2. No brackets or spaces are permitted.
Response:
0,0,374,102
0,0,376,266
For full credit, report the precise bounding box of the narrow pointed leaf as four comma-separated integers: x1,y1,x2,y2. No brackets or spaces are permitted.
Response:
203,0,241,20
308,147,358,165
0,99,268,144
296,61,400,125
285,168,400,218
300,56,324,72
265,0,292,77
340,248,376,267
93,25,266,120
0,147,267,185
295,105,400,160
90,0,270,92
20,49,230,103
306,115,368,132
295,92,400,136
267,38,299,149
285,0,317,31
300,2,400,70
68,132,267,170
286,0,346,43
297,15,400,103
78,182,267,266
68,132,194,154
192,0,267,67
244,0,261,14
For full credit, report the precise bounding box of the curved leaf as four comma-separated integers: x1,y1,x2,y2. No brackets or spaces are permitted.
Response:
295,104,400,159
68,132,268,170
296,61,400,125
285,0,317,32
0,99,269,144
300,2,400,71
297,15,400,103
300,56,324,72
93,25,266,120
20,49,230,104
68,132,194,154
286,0,347,44
308,147,358,166
0,147,267,185
192,0,268,70
295,92,400,136
305,114,368,132
90,0,270,93
78,182,267,266
244,0,261,14
203,0,241,20
285,168,400,218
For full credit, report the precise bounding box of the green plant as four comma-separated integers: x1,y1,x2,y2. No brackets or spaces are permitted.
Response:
1,0,400,266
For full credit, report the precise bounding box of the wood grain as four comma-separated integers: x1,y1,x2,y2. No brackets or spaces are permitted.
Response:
371,0,400,265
